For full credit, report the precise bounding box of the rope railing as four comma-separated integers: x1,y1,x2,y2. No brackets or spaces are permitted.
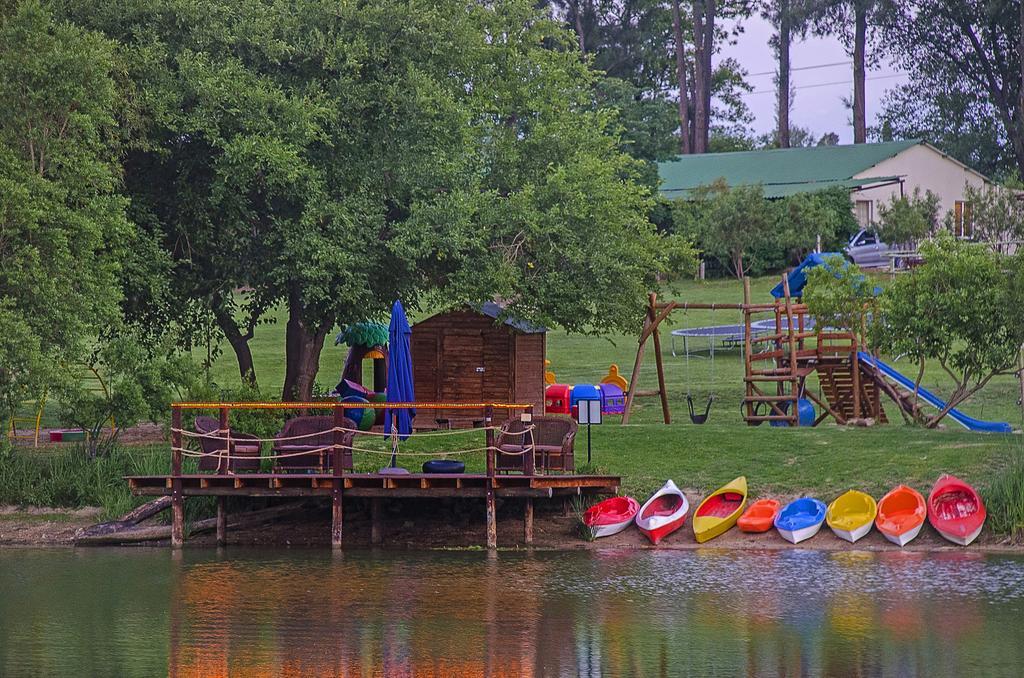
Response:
168,401,542,477
170,424,538,462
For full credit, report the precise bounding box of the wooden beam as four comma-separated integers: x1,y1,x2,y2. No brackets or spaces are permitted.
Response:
649,293,671,425
331,484,343,549
622,311,651,425
216,496,227,547
485,405,497,549
524,498,534,544
371,498,383,545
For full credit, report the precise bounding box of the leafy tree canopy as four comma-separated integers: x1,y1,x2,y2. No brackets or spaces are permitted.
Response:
60,0,691,399
874,234,1024,427
875,189,940,247
0,1,131,434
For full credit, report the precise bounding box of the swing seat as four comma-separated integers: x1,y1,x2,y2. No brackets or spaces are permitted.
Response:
687,395,714,424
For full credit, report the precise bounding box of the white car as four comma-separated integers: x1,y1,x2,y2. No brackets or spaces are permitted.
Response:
844,229,892,268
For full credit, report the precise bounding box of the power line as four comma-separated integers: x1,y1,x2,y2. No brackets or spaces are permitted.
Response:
743,72,909,96
746,60,852,78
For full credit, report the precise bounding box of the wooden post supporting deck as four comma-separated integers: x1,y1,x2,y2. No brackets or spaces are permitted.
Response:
216,497,227,547
371,498,383,545
524,498,534,544
171,407,184,548
485,405,497,549
331,407,344,549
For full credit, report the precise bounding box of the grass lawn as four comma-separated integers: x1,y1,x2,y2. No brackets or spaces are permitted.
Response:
192,273,1024,500
8,274,1023,517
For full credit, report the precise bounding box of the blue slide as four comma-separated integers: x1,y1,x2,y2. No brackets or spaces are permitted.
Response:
858,352,1012,433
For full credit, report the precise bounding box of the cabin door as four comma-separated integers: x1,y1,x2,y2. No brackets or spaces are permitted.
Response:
440,332,484,420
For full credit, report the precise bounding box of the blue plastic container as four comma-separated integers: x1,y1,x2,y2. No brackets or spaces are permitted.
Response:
769,398,816,427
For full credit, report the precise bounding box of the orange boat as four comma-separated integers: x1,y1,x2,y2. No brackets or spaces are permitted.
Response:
737,499,780,533
875,485,926,546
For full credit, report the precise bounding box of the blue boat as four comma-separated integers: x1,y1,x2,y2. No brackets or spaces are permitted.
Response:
774,498,827,544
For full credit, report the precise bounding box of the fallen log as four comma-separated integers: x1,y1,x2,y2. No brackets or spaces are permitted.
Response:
74,501,310,546
119,496,173,524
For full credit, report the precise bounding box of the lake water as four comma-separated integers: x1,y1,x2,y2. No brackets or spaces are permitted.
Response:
1,547,1022,676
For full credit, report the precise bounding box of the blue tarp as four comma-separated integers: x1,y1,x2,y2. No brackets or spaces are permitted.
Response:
770,253,845,298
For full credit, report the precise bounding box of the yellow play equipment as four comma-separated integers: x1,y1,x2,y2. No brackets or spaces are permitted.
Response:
600,364,629,390
7,394,46,447
544,359,557,385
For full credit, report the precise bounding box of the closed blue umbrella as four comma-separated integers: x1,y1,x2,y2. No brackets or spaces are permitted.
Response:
385,300,415,467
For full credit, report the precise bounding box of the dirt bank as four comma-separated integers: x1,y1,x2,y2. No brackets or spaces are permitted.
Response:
2,499,1020,552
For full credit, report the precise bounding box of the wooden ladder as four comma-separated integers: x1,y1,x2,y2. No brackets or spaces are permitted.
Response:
816,356,887,423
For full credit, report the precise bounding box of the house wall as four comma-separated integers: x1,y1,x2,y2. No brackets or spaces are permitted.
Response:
851,144,988,228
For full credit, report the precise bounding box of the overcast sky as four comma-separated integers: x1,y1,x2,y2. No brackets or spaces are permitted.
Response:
720,16,907,144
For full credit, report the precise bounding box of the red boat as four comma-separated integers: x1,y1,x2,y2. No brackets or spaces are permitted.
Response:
635,480,689,545
582,496,640,538
928,474,986,546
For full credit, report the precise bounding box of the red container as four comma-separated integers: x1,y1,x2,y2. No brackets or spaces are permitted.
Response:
544,384,571,415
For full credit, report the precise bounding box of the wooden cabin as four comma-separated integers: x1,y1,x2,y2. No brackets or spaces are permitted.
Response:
412,303,546,424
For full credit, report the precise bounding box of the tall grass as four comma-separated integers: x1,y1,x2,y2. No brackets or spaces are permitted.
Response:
0,443,168,519
986,450,1024,540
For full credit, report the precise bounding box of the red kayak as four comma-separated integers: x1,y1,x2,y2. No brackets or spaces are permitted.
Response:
582,496,640,538
635,480,689,545
928,474,986,546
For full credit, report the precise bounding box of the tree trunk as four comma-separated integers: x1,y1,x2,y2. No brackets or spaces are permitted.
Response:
574,0,587,53
778,0,791,148
211,294,257,388
672,0,692,154
282,290,330,401
852,3,867,144
691,0,714,153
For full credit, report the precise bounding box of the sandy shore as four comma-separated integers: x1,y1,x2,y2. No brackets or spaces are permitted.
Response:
1,501,1019,552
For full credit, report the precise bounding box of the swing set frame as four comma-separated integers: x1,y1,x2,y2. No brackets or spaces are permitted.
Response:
622,276,879,426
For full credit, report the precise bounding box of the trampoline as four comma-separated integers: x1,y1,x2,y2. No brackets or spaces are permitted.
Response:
670,317,818,357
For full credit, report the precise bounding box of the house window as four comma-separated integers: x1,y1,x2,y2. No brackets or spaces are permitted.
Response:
854,200,873,227
953,200,973,239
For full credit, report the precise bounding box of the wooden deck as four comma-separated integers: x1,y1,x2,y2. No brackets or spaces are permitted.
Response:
127,472,619,498
127,472,620,548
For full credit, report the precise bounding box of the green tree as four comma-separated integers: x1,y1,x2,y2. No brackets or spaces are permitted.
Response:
55,335,198,458
807,0,883,144
776,190,843,263
875,189,940,247
804,254,875,340
875,234,1024,428
954,183,1024,252
0,2,131,439
676,180,778,278
881,0,1024,177
66,0,688,400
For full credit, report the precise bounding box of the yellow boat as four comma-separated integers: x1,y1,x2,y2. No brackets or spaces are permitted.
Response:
692,476,748,543
826,490,878,543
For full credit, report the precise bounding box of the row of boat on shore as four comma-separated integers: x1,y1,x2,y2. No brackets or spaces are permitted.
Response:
582,475,986,547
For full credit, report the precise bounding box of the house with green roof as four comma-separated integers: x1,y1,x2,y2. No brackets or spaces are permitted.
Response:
658,140,989,234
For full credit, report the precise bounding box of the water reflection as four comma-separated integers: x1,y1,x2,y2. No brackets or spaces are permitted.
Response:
1,548,1023,676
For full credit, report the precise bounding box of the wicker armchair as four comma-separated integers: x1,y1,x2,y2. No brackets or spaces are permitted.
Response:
272,415,356,473
194,416,261,473
495,416,577,474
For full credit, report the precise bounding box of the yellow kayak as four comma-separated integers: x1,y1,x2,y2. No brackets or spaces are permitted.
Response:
692,476,748,543
826,490,877,543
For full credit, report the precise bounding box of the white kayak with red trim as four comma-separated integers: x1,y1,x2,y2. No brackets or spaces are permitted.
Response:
635,480,689,545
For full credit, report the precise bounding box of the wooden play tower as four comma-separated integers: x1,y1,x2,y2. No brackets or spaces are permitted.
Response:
623,273,901,427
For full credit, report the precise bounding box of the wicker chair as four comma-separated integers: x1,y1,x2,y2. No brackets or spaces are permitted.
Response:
495,416,577,474
193,416,261,473
272,415,356,473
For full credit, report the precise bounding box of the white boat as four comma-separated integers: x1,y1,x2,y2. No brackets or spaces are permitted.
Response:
635,480,689,545
774,498,826,544
826,490,877,543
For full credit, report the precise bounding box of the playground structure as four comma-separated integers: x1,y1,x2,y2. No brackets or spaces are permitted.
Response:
545,364,628,418
623,263,1012,432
